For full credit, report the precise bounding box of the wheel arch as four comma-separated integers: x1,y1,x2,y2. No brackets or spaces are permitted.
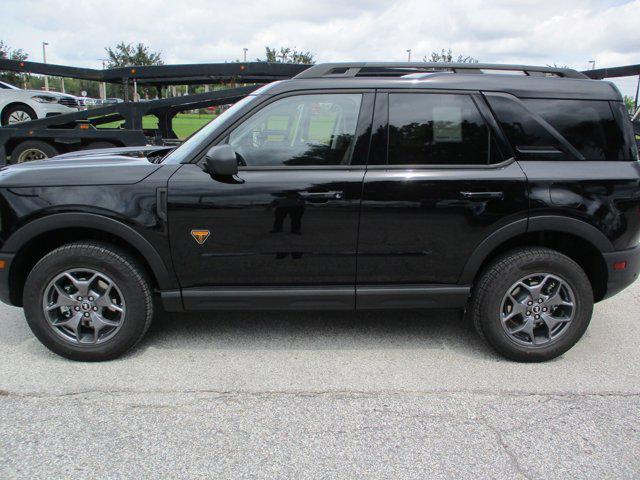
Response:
4,213,174,306
460,216,612,302
1,101,37,122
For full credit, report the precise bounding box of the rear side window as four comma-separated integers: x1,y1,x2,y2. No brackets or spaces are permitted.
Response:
487,95,630,161
524,99,627,161
388,93,500,165
485,96,565,155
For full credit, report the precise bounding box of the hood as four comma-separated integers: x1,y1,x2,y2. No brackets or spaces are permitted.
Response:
23,90,78,100
54,145,174,160
0,151,165,188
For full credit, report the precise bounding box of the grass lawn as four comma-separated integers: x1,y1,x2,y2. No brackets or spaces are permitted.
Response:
98,112,216,139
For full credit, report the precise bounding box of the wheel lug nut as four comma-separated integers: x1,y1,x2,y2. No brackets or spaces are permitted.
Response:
535,314,540,319
83,312,90,317
527,301,533,306
538,299,543,303
77,296,83,301
88,296,94,301
92,306,98,311
526,311,531,316
74,306,80,311
542,307,547,312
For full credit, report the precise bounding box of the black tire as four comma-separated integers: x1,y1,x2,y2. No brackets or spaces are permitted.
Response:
470,247,593,362
23,242,153,361
10,140,59,163
1,104,36,126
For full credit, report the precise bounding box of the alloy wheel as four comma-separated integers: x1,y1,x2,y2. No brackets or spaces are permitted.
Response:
8,110,33,124
42,269,126,345
500,273,575,346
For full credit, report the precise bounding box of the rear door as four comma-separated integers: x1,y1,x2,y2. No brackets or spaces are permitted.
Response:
356,91,528,295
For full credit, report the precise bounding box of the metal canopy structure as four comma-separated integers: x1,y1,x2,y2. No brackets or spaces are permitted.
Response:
0,59,310,85
582,64,640,80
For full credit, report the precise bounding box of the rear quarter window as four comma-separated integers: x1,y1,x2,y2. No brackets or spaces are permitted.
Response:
524,99,627,161
486,95,632,161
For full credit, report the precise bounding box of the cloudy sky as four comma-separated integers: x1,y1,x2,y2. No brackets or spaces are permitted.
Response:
1,0,638,96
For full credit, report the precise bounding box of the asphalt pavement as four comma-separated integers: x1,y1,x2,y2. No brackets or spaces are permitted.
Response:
1,281,639,479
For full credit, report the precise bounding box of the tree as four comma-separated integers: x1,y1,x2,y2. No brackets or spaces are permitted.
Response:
424,48,478,63
104,42,163,68
104,42,163,99
258,47,314,64
624,95,637,115
0,40,29,86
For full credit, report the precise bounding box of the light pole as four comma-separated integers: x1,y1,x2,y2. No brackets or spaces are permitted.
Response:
406,49,412,62
588,60,596,70
243,48,248,62
42,42,49,91
97,58,107,100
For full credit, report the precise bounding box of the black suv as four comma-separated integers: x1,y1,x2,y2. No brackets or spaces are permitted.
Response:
0,62,638,362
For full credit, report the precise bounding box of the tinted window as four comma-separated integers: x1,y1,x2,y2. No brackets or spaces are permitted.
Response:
486,95,565,155
388,93,499,165
524,99,627,161
228,93,362,167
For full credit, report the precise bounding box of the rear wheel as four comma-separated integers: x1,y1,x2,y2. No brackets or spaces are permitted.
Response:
23,242,153,361
470,247,593,362
10,140,59,163
1,104,36,126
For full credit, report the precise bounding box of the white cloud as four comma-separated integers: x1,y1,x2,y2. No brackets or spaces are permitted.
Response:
1,0,638,95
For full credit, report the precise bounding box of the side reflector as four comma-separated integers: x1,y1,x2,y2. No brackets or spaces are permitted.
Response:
0,260,6,269
613,261,627,270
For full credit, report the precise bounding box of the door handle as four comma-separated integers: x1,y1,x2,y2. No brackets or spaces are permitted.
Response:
460,191,504,200
299,190,345,201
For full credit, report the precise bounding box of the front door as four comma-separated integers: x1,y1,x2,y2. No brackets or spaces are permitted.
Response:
168,91,373,291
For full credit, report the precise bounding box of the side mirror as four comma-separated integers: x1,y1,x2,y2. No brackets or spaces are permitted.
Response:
205,145,238,176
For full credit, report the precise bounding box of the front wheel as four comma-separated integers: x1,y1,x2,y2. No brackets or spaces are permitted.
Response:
23,242,153,361
470,247,594,362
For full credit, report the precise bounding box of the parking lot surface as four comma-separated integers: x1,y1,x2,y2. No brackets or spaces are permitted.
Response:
1,282,639,479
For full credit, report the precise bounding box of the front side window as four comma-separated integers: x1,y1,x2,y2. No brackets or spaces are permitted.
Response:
228,93,362,167
388,93,499,166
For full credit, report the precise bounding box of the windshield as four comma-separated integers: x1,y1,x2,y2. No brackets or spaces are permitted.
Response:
0,81,19,90
163,94,258,164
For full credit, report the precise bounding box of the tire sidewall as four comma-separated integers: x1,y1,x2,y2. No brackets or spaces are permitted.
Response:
478,250,593,361
23,247,151,361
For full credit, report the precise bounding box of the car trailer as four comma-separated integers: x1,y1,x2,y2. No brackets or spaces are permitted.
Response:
0,59,310,164
1,59,639,164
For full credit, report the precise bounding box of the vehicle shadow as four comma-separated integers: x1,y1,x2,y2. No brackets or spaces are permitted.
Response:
135,308,499,361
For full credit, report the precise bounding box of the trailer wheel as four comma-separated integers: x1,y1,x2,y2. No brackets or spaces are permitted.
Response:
1,104,37,126
11,141,59,163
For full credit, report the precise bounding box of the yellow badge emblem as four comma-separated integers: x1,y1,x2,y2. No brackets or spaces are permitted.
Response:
190,229,210,245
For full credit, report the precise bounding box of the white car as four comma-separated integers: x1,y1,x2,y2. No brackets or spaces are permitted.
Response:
0,80,80,126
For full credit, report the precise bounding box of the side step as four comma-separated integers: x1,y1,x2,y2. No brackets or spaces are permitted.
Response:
161,285,470,312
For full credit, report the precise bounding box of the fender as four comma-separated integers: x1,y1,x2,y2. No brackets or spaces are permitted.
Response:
2,212,175,289
458,216,614,284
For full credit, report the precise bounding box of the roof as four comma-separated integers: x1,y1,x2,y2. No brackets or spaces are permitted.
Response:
264,64,622,101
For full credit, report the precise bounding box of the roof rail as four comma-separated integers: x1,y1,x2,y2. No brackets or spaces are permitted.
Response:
294,62,587,79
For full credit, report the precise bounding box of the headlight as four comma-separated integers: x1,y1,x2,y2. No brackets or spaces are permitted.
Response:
31,95,58,103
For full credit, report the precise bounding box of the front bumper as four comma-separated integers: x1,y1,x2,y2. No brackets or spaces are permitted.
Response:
0,253,14,306
602,245,640,300
33,103,78,118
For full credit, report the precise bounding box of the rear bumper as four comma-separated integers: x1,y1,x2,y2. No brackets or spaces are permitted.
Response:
602,245,640,300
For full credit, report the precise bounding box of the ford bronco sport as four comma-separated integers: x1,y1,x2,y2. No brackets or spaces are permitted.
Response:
0,62,638,362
